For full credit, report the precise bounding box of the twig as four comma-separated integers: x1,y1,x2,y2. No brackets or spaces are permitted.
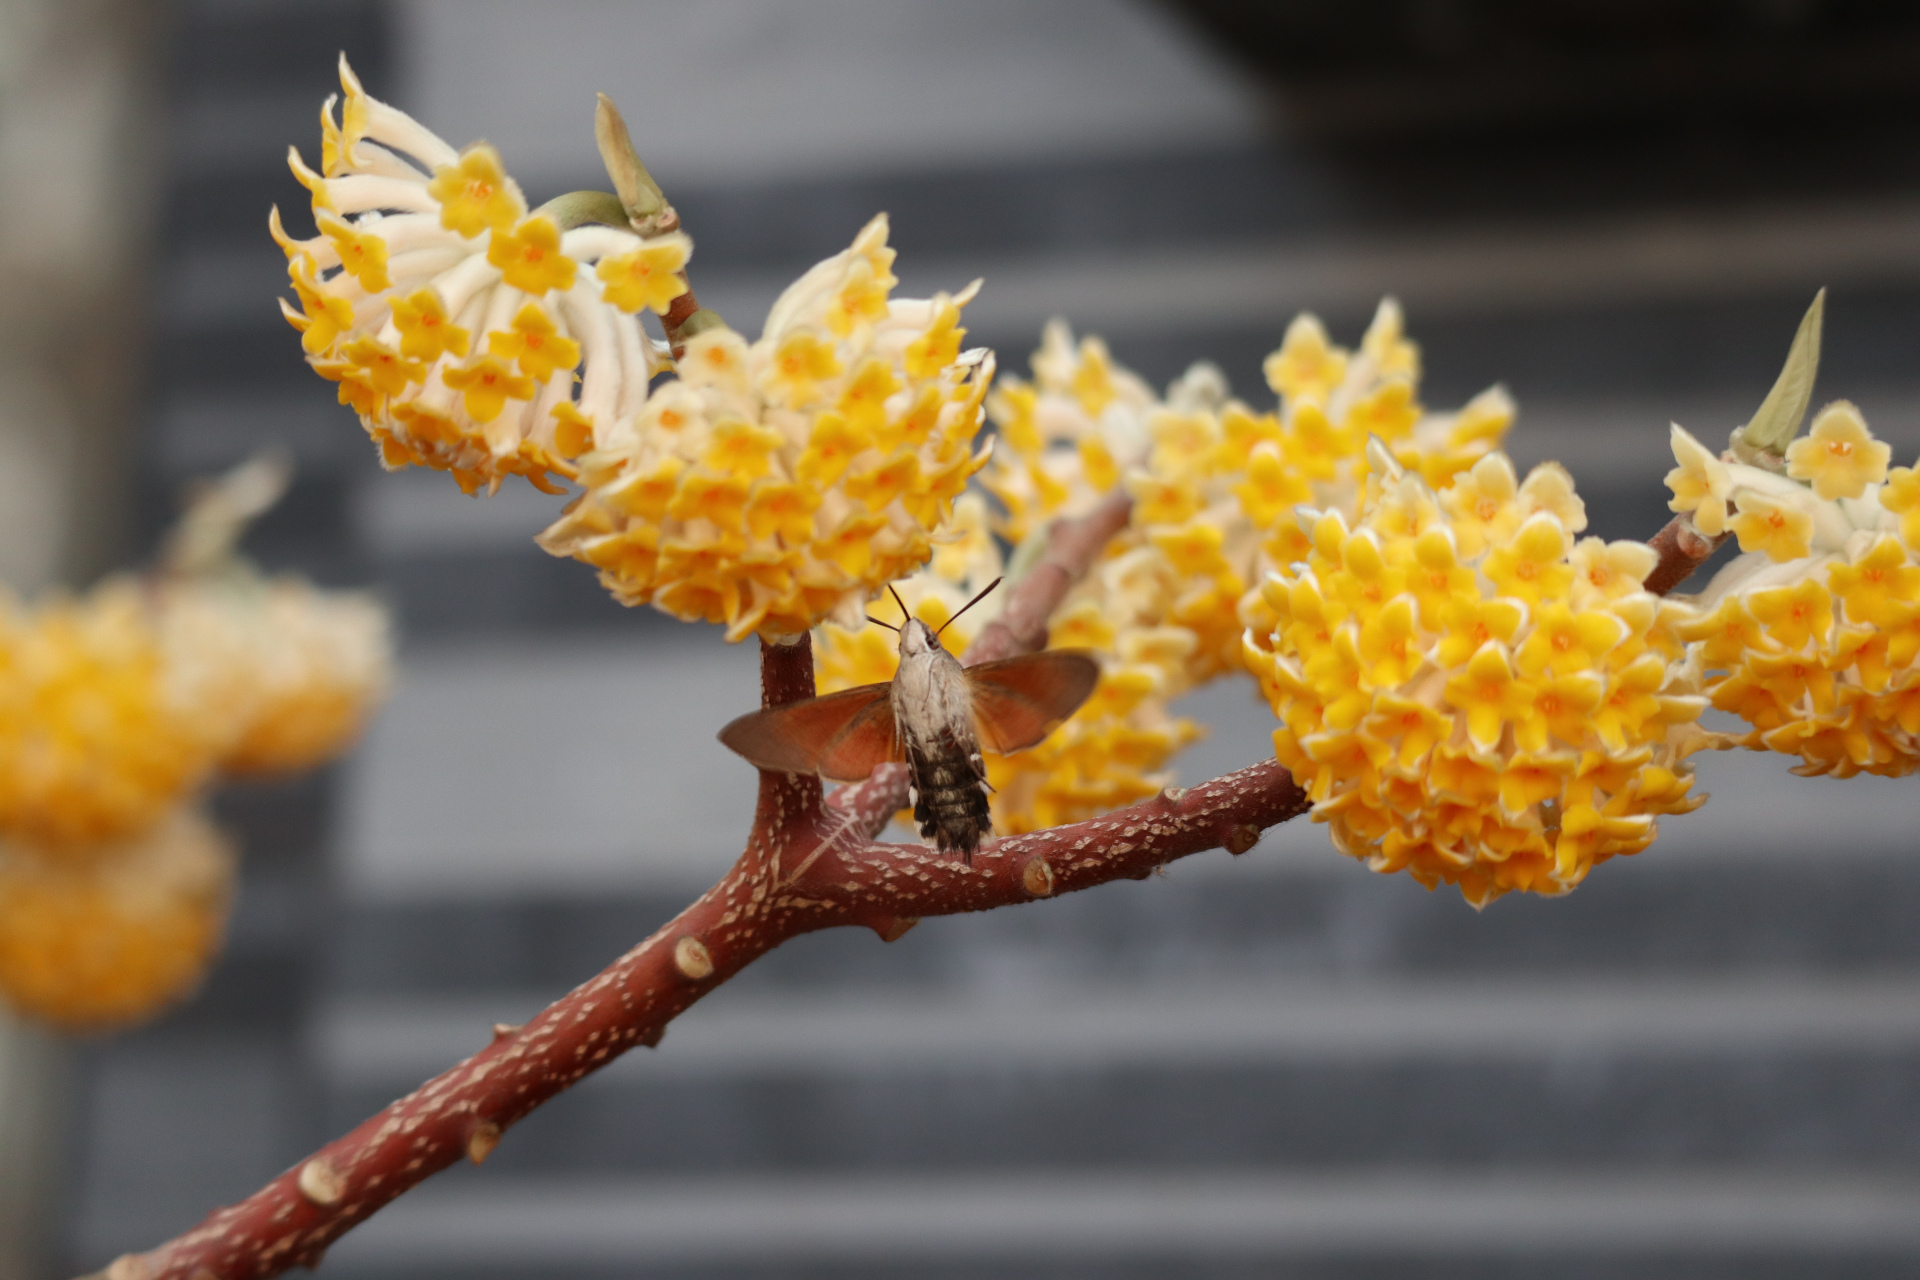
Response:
966,489,1133,665
1644,513,1730,597
104,633,1306,1280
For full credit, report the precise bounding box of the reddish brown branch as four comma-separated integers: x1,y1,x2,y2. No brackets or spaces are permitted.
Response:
966,489,1132,665
111,622,1306,1280
1644,512,1730,597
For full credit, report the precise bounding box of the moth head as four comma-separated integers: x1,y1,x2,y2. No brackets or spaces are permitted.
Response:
898,617,942,656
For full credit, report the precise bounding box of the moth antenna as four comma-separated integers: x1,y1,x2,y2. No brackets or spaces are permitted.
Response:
865,615,900,632
937,576,1003,637
888,583,910,624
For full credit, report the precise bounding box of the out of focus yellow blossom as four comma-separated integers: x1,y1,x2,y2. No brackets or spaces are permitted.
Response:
275,56,670,494
1665,403,1920,778
156,455,393,777
160,576,390,777
0,808,234,1031
538,214,994,641
1244,441,1707,906
0,584,215,850
0,459,390,1033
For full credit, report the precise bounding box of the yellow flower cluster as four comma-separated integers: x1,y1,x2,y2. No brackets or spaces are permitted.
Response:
538,215,994,640
160,572,391,777
0,583,213,849
811,494,1202,833
275,57,671,493
1665,405,1920,776
0,465,391,1029
1243,442,1708,906
0,811,234,1032
985,305,1513,694
946,307,1510,831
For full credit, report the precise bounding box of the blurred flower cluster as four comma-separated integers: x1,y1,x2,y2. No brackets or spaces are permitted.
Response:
0,460,390,1030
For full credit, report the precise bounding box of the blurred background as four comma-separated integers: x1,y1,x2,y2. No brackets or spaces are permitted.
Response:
5,0,1920,1276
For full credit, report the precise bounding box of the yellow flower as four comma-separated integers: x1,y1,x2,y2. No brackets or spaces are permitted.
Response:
1729,489,1814,562
1785,401,1889,500
1568,537,1658,608
767,329,845,406
538,215,993,641
277,60,667,492
487,215,577,296
1826,535,1920,628
442,354,535,425
427,143,525,238
487,303,582,384
1483,513,1574,605
317,210,390,292
1880,465,1920,544
341,335,424,397
1264,313,1348,405
390,288,471,362
597,233,692,314
1439,453,1519,557
1251,447,1704,905
0,809,234,1032
1664,423,1732,536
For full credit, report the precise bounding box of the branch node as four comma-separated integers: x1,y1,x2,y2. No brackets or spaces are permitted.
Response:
296,1157,345,1207
1224,824,1261,856
1161,786,1187,804
490,1022,520,1042
466,1120,503,1166
673,935,714,980
1021,856,1056,897
871,915,919,942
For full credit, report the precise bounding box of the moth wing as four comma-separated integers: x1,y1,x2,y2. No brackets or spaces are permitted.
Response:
966,650,1101,754
718,682,901,782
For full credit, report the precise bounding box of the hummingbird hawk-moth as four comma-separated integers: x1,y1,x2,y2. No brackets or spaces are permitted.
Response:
719,580,1099,860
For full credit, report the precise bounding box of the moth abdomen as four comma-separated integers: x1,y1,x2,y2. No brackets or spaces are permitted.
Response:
907,741,991,861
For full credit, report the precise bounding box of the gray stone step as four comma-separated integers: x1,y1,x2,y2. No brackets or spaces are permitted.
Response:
314,973,1920,1173
320,1167,1920,1280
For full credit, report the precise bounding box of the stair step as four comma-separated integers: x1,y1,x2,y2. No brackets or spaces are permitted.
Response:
324,1168,1920,1278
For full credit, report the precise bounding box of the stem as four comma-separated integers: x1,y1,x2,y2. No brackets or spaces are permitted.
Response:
1644,513,1730,597
966,490,1132,665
